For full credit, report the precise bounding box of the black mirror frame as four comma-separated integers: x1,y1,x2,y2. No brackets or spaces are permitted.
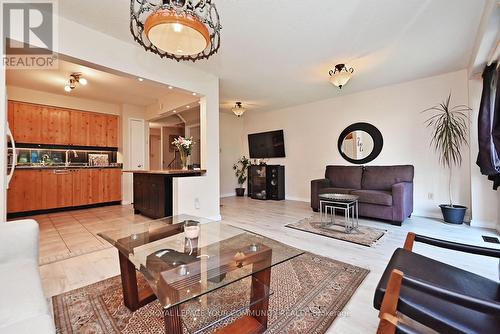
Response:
338,122,383,164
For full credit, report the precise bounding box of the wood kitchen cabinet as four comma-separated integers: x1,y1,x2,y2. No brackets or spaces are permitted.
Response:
8,101,119,148
7,169,43,213
7,168,122,214
10,101,43,144
106,115,119,148
89,113,108,147
41,169,73,209
103,168,122,202
72,169,91,206
42,106,71,145
70,110,90,146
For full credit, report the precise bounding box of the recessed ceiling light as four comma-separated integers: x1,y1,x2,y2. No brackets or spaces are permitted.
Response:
186,105,190,108
168,86,173,89
173,110,177,113
138,77,144,81
192,92,197,96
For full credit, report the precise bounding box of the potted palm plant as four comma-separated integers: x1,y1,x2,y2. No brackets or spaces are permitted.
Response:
422,93,471,224
233,156,250,197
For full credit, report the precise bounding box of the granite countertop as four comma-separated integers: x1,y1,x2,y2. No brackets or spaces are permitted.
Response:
14,163,123,170
123,169,206,175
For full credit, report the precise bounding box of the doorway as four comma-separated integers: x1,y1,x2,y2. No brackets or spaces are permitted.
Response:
149,128,161,170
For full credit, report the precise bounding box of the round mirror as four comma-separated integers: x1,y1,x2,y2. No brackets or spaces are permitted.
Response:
338,123,383,164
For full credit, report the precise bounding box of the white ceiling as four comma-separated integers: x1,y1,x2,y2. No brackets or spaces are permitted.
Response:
58,0,487,112
6,59,198,107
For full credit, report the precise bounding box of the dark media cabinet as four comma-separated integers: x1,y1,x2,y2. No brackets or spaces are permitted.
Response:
247,165,285,200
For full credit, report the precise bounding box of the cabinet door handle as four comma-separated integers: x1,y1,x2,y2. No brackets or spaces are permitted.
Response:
53,169,70,175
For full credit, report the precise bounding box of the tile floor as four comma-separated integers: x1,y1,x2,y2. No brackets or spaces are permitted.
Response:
10,205,152,264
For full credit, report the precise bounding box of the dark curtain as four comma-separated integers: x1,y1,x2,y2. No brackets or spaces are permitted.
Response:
476,62,500,189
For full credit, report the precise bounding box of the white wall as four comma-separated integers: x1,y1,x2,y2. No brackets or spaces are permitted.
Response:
237,70,471,219
6,86,121,115
219,113,245,197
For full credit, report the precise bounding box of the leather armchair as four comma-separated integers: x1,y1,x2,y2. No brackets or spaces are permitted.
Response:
374,233,500,333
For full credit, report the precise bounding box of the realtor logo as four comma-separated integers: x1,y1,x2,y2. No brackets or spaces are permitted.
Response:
2,0,58,69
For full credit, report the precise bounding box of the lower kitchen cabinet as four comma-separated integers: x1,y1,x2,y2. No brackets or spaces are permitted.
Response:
7,168,122,214
7,169,44,213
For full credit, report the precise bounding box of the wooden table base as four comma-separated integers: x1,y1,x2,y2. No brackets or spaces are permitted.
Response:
118,251,157,311
118,250,272,334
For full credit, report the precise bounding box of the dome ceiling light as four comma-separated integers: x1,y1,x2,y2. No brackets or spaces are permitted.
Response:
64,73,87,92
329,64,354,89
232,102,246,117
131,0,222,62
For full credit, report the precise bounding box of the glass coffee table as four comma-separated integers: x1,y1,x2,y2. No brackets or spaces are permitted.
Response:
319,193,359,233
98,214,304,334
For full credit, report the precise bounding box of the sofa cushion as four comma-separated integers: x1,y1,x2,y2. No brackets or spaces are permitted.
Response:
0,260,49,328
325,166,363,189
318,187,353,195
352,189,393,206
0,314,55,334
362,165,414,190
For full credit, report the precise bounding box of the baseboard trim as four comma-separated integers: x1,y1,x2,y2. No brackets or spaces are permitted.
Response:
220,193,235,198
285,196,309,202
469,219,497,229
207,214,222,221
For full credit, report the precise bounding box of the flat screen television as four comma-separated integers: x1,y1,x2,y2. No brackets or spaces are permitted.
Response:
248,130,285,158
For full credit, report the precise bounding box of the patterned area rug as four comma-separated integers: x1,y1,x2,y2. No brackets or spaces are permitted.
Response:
286,215,386,247
53,253,369,334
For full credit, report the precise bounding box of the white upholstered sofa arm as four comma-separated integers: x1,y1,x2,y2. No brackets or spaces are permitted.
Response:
0,220,39,263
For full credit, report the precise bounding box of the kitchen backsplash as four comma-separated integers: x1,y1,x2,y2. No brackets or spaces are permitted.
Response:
11,148,117,166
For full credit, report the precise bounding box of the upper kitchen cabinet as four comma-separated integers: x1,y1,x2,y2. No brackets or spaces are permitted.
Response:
106,115,119,148
70,110,90,146
8,101,119,148
89,113,108,147
42,106,71,145
9,101,43,144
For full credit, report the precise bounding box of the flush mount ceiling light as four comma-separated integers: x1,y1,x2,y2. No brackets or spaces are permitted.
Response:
329,64,354,89
131,0,222,62
64,73,87,92
232,102,246,117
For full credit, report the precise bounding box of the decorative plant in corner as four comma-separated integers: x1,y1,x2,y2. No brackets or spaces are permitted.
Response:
233,156,250,197
422,93,471,224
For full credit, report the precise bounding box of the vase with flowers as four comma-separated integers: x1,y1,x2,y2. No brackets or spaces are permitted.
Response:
172,136,194,170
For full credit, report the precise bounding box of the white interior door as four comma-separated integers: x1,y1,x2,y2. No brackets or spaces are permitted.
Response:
129,119,146,170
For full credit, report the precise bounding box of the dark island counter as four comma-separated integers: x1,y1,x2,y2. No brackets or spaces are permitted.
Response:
124,169,206,219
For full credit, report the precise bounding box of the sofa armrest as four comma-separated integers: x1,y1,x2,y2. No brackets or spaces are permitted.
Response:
311,178,331,211
0,220,39,264
392,182,413,222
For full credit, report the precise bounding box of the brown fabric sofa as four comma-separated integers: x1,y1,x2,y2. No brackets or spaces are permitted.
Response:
311,165,414,225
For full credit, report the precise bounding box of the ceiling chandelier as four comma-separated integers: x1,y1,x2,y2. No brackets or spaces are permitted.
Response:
232,102,246,117
64,73,87,92
130,0,222,62
329,64,354,89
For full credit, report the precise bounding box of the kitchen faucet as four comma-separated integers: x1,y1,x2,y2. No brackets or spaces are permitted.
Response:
65,150,78,166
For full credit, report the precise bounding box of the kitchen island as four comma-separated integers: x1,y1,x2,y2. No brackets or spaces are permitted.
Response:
124,169,206,219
